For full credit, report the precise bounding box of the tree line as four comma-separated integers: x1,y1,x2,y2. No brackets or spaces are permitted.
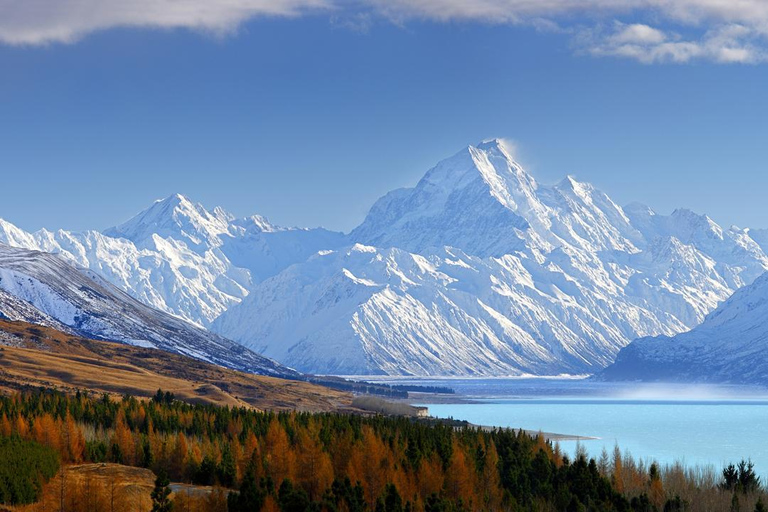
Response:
0,387,764,511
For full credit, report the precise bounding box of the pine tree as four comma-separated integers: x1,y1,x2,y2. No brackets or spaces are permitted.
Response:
151,470,173,512
649,462,665,509
738,459,761,494
217,442,237,488
227,467,265,512
381,483,404,512
723,464,740,492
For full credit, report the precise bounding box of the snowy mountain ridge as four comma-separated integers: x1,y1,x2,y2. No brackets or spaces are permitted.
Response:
0,244,295,377
0,194,346,327
2,139,767,376
598,270,768,384
214,140,768,375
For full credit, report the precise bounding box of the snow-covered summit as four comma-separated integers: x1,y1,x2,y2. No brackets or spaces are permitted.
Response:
0,196,346,326
104,193,233,250
213,141,768,376
351,140,643,257
2,140,767,377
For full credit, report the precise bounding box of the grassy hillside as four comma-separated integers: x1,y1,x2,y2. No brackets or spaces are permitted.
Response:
0,319,352,412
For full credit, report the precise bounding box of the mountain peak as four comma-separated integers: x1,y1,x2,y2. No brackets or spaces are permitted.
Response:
475,137,521,157
160,192,189,204
104,194,231,250
350,140,541,256
555,175,588,192
475,138,506,151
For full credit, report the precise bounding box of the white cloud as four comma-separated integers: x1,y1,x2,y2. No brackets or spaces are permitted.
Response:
362,0,638,24
361,0,768,29
609,24,667,45
3,0,768,64
585,22,766,63
362,0,768,64
0,0,330,45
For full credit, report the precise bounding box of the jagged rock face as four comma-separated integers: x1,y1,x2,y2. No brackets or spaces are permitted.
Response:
3,139,768,377
0,194,346,327
214,140,768,376
0,244,295,378
598,272,768,384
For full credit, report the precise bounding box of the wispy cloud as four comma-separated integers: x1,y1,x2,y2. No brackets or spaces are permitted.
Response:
0,0,330,46
361,0,768,30
581,21,767,63
361,0,768,64
3,0,768,64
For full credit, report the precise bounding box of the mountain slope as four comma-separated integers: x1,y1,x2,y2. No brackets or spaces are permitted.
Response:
598,271,768,384
0,194,346,326
3,140,767,378
0,319,351,411
213,244,686,375
214,140,768,376
0,244,295,377
350,140,642,257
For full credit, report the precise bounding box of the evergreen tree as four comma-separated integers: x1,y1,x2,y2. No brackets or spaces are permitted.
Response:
375,484,403,512
227,468,265,512
738,460,761,494
193,455,217,486
151,470,173,512
278,479,310,512
217,444,237,488
141,438,154,469
0,437,60,505
663,496,686,512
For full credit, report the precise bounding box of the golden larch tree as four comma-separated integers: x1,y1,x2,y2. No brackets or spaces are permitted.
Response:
264,418,296,485
296,425,334,500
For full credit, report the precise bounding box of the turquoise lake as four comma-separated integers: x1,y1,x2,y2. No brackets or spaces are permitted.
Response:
382,378,768,478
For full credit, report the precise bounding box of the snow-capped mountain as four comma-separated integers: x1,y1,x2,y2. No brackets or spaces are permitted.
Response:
0,194,346,326
0,244,295,377
0,287,74,334
212,243,668,375
2,139,767,377
598,271,768,384
214,140,768,375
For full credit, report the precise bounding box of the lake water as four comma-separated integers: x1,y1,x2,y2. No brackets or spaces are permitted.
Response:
374,378,768,478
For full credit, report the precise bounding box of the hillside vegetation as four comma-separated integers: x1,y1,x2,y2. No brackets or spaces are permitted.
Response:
0,319,351,412
2,388,764,511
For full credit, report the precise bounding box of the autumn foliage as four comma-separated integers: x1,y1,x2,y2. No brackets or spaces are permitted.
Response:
1,388,763,511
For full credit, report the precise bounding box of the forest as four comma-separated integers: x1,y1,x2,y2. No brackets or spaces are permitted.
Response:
0,387,764,511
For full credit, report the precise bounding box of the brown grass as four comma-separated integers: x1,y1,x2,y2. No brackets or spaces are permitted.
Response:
7,463,155,512
5,463,230,512
0,319,353,412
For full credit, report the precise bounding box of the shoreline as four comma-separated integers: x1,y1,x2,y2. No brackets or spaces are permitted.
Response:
468,423,600,441
398,392,600,441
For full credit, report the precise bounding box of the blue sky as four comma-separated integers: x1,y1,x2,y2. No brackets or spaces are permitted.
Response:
1,1,767,233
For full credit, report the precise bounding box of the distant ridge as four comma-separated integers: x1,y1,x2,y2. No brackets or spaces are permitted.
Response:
2,140,768,377
598,271,768,384
0,243,295,378
213,141,768,376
